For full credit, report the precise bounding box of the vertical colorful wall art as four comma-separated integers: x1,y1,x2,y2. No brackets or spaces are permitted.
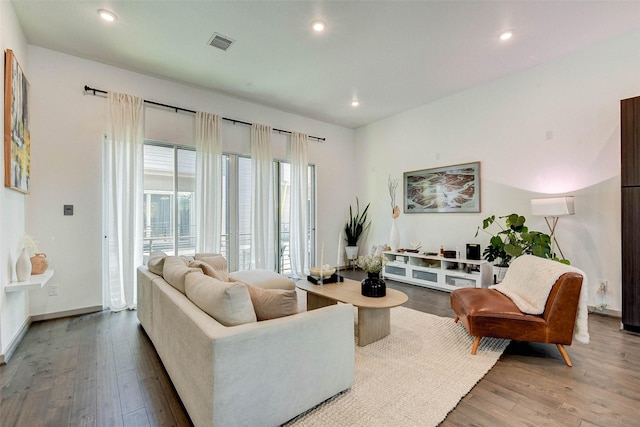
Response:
4,49,30,193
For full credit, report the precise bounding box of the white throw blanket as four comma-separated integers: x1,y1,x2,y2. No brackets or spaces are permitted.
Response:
489,255,589,344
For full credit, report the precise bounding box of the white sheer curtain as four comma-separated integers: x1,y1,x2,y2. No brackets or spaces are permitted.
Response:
251,124,275,270
195,112,223,253
289,132,308,278
106,92,144,311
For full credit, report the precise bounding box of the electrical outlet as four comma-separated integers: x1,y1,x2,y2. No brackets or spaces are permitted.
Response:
49,284,58,296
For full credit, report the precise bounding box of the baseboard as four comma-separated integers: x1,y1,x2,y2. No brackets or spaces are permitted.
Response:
30,305,103,322
1,305,104,365
0,316,32,365
588,305,621,318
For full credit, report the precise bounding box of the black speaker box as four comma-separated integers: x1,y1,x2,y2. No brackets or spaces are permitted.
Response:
466,244,481,260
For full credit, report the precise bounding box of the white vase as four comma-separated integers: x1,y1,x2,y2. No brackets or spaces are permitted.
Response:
390,218,400,251
16,248,32,282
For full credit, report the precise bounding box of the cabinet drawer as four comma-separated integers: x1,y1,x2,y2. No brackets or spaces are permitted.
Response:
385,265,406,276
412,270,438,283
445,275,476,288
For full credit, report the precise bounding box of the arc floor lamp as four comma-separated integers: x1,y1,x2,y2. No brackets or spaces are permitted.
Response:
530,196,575,259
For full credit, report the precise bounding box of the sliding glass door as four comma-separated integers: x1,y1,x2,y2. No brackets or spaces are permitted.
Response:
142,145,314,275
142,142,196,257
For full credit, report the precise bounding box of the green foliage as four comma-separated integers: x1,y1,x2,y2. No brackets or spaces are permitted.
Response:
345,198,371,246
475,213,569,265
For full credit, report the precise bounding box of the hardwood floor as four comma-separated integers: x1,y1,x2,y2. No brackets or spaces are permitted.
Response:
1,271,639,426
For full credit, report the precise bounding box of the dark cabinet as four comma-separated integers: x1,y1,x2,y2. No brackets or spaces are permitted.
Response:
621,97,640,186
621,96,640,332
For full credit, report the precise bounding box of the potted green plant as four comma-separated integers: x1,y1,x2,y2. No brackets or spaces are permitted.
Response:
344,198,371,260
475,213,568,266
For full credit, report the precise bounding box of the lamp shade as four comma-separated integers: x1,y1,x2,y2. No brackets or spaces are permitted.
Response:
531,196,575,216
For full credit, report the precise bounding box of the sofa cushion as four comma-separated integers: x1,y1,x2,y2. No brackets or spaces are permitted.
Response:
194,252,222,260
188,260,218,277
147,250,168,275
200,256,228,272
163,256,201,294
185,272,257,326
246,285,299,321
194,253,228,271
229,269,295,290
189,259,232,282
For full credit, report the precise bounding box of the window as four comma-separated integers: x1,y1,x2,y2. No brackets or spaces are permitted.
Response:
219,155,253,271
143,142,196,257
222,154,315,274
142,144,315,274
278,162,316,275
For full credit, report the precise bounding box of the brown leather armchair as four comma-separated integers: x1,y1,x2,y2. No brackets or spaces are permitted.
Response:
450,272,584,366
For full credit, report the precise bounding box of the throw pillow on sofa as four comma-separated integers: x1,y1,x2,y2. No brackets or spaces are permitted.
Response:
194,252,222,260
147,250,168,275
188,260,218,277
229,269,295,290
245,285,299,321
188,260,232,281
185,272,257,326
199,256,229,272
163,256,201,294
194,253,228,271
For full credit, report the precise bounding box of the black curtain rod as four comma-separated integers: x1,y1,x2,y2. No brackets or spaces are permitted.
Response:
83,85,325,142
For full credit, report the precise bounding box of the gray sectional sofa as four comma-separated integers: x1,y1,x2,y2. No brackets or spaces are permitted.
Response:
136,254,355,426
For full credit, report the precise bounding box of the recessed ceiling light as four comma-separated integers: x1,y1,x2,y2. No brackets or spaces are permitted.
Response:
351,100,360,107
312,20,326,32
98,9,117,22
499,31,513,41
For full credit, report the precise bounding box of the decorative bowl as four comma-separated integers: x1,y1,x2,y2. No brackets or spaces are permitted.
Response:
310,266,336,278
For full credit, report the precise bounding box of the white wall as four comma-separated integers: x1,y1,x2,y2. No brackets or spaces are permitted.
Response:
0,1,30,359
24,46,356,317
355,29,640,313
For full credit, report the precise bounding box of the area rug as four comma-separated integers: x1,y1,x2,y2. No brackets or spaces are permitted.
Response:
284,306,509,426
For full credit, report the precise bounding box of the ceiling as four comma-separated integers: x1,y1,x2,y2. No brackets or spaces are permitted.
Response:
11,1,640,129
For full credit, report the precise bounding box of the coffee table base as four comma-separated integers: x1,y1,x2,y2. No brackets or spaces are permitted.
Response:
307,293,391,346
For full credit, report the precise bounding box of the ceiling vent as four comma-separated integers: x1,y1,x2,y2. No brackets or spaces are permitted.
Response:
208,33,235,51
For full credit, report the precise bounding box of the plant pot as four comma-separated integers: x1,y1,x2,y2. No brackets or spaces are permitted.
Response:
345,246,359,260
361,272,386,297
493,264,509,284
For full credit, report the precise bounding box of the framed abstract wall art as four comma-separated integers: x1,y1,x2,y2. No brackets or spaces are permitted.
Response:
403,161,480,213
4,49,30,193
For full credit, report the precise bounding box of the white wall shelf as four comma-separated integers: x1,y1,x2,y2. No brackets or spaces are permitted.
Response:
5,270,54,293
382,251,491,292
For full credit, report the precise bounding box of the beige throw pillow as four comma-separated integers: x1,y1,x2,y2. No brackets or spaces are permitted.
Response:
188,260,218,277
246,285,299,321
147,251,168,275
200,256,229,272
194,253,222,260
189,259,232,281
163,256,200,294
185,272,257,326
229,269,295,290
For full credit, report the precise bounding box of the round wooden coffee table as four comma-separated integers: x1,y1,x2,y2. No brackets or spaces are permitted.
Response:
296,278,408,346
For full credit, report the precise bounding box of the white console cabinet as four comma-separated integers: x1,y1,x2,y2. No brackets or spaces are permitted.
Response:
382,251,491,292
